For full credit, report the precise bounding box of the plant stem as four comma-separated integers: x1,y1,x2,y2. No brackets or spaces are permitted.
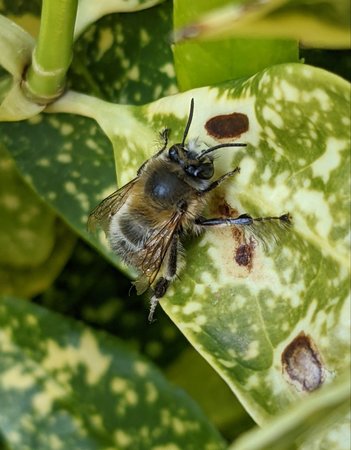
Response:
25,0,78,103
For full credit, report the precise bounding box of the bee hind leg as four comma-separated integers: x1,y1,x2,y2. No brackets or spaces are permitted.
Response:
195,213,291,227
148,234,179,323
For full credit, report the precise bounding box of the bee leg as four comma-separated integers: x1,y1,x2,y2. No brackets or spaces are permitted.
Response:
195,213,291,227
148,234,179,323
137,128,170,175
198,167,240,195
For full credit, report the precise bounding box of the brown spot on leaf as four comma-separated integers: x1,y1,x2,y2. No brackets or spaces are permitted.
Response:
205,113,249,139
236,243,253,267
282,332,324,392
234,237,256,271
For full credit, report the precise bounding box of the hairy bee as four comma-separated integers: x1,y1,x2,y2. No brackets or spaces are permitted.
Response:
88,99,290,322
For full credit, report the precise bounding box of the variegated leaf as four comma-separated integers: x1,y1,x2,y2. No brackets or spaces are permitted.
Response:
0,297,225,450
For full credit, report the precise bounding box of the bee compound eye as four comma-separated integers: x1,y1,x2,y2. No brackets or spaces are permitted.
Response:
168,145,179,162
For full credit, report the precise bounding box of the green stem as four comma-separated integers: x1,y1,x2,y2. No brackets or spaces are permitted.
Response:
25,0,78,103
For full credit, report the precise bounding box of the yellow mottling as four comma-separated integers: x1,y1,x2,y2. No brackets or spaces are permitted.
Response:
48,434,63,450
279,80,300,102
145,381,158,403
64,181,77,194
194,284,205,295
153,445,181,450
237,157,256,187
311,137,346,183
26,314,38,326
182,301,202,315
245,373,260,389
125,389,138,405
260,165,272,183
7,431,21,444
86,138,99,150
262,106,283,128
160,63,175,77
200,270,218,289
77,192,90,211
306,88,331,110
111,378,128,393
293,189,332,238
37,158,50,167
63,142,73,151
90,414,104,430
160,408,171,426
218,358,236,369
48,192,57,200
42,331,111,385
0,158,13,170
127,65,140,81
341,116,350,126
134,361,149,377
172,417,185,434
1,194,20,210
97,28,114,59
1,366,35,390
114,430,133,448
140,28,151,45
32,380,66,415
195,315,207,326
57,153,72,163
244,340,260,360
61,123,74,136
334,295,351,348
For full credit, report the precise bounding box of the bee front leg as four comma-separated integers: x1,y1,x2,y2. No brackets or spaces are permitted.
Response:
198,167,240,195
137,128,170,176
149,233,179,323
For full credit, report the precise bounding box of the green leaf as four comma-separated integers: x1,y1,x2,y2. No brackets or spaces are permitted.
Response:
173,0,351,49
173,0,299,90
166,348,255,440
5,63,349,427
0,296,226,450
0,145,76,297
74,0,167,37
70,0,176,105
0,0,176,272
229,371,350,450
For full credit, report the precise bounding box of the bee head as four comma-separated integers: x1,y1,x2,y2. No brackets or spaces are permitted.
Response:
168,144,214,180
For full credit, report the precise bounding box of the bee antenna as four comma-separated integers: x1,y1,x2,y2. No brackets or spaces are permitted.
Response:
182,98,195,146
200,142,247,157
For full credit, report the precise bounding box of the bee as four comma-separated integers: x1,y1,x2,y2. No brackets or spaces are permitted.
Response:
88,99,291,322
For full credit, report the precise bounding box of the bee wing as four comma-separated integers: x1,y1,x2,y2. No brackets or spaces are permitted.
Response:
133,211,183,295
88,177,139,234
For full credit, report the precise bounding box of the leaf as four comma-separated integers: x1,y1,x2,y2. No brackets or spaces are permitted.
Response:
173,0,351,49
173,0,299,90
0,15,44,121
0,0,176,272
228,371,350,450
6,63,349,427
75,0,167,37
0,145,76,298
166,348,255,440
70,0,176,105
0,296,226,450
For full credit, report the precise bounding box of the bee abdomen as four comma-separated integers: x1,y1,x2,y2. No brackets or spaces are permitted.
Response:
109,211,151,257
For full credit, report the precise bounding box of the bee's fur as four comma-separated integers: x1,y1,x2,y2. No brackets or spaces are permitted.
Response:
88,99,291,322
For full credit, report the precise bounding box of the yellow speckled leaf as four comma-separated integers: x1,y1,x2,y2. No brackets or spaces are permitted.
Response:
57,63,349,425
0,297,225,450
